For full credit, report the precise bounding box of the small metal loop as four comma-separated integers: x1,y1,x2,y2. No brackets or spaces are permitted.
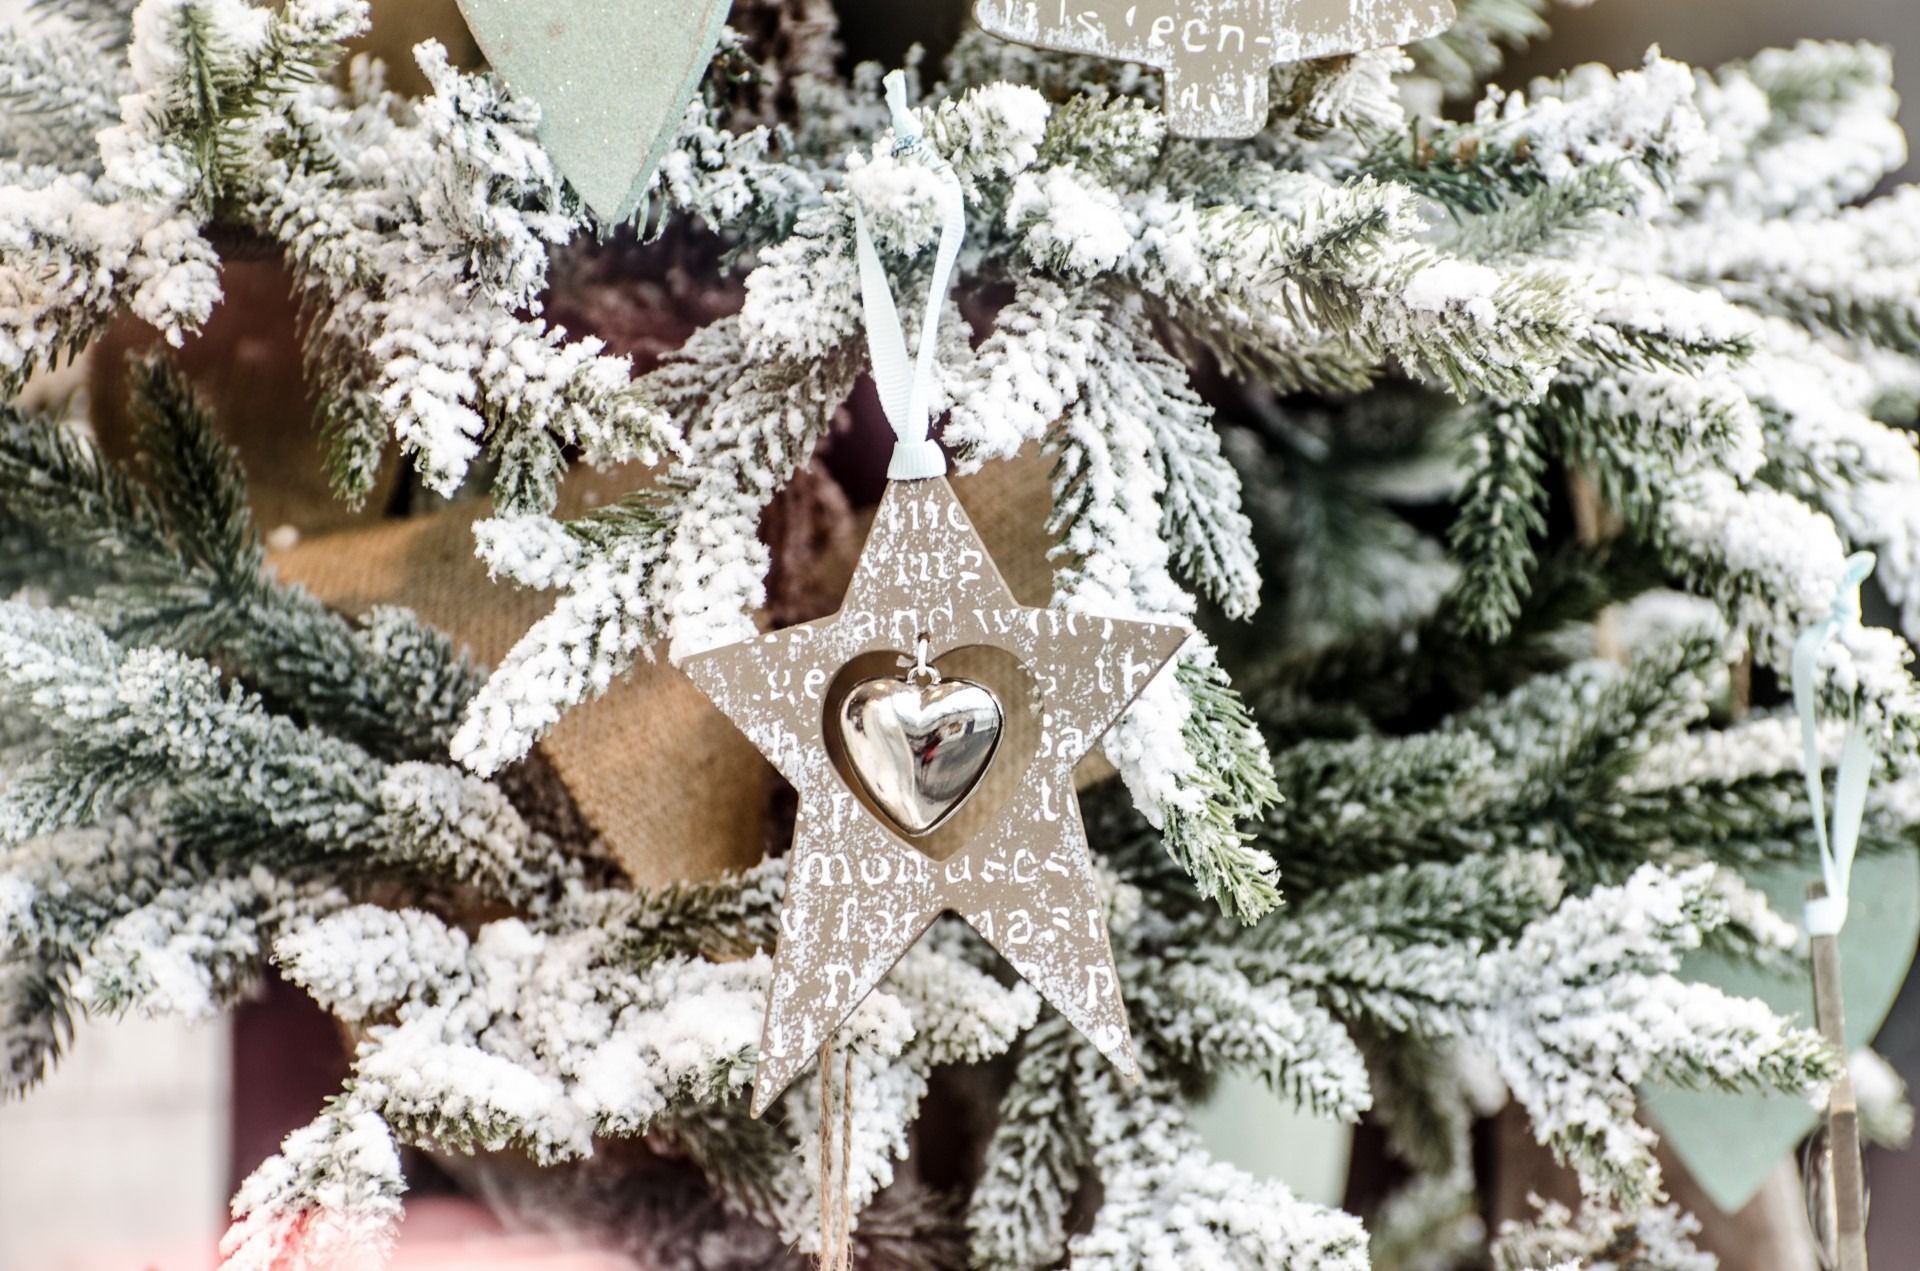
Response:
906,634,940,685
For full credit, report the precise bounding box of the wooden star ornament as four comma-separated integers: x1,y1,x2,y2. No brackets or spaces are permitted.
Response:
975,0,1458,138
679,477,1188,1114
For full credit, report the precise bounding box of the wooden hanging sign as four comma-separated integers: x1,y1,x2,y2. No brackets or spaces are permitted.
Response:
975,0,1458,137
680,477,1188,1113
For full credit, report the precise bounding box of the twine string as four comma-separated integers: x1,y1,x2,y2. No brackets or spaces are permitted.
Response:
817,1038,855,1270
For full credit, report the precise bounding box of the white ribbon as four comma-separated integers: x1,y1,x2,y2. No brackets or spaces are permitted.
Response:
1794,551,1879,937
852,70,965,482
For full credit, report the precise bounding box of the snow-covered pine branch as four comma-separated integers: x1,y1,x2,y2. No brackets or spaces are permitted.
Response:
252,41,677,511
972,1009,1371,1271
0,0,676,510
0,602,560,901
1,2,1919,1264
952,287,1281,919
1408,0,1564,99
0,374,485,759
0,26,128,169
1228,855,1834,1204
220,1098,406,1271
1071,1058,1370,1269
260,880,1036,1261
1478,864,1838,1202
1492,1196,1714,1271
1686,40,1908,220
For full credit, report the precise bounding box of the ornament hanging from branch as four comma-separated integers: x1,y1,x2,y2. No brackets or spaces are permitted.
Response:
678,72,1188,1116
1646,555,1920,1227
684,476,1187,1113
453,0,730,224
974,0,1458,137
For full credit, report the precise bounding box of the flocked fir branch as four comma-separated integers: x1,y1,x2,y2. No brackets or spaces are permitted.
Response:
0,361,485,759
1,1,1919,1267
1491,1195,1715,1271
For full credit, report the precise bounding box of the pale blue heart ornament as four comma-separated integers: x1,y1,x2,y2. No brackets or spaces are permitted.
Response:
1643,848,1920,1214
454,0,731,224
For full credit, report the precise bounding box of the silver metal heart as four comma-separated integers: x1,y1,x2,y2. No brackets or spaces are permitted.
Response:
837,676,1004,836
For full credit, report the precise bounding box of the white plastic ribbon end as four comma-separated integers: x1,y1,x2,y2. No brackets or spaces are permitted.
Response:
887,438,947,481
1805,894,1850,938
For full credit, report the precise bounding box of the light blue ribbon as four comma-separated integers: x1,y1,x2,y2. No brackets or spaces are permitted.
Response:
851,70,965,482
1794,551,1879,936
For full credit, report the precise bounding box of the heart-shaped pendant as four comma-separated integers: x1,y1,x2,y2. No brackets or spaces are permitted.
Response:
837,675,1004,836
454,0,731,224
1644,847,1920,1213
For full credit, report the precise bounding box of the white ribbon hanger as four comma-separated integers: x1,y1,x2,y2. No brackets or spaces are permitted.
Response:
850,70,966,482
1793,551,1879,937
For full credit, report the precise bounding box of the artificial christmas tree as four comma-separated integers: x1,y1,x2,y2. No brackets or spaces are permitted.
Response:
1,0,1918,1267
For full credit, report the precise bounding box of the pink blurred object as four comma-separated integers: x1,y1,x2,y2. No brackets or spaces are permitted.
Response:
386,1198,633,1269
3,1198,629,1271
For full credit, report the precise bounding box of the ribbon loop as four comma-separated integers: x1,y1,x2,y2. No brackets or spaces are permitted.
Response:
852,70,966,482
1794,550,1879,936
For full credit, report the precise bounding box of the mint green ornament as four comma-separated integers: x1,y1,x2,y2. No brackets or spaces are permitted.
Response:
1643,848,1920,1214
1190,1074,1353,1206
454,0,731,224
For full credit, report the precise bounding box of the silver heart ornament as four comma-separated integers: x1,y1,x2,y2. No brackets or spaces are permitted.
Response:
837,676,1004,836
454,0,731,224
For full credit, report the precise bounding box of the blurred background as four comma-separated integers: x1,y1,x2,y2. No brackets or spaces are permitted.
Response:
1,0,1917,1267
